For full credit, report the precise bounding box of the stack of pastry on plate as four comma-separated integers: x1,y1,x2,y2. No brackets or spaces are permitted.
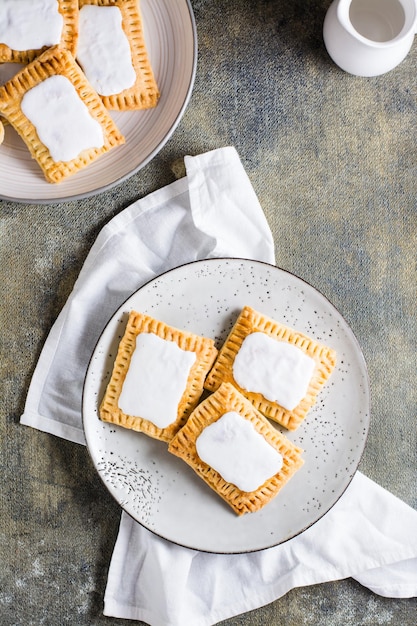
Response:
0,0,159,182
100,306,337,515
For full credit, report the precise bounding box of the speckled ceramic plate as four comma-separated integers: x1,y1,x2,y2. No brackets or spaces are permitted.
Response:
0,0,197,203
82,258,370,553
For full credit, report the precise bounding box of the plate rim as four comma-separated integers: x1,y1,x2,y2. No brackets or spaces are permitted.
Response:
82,258,371,553
0,0,198,205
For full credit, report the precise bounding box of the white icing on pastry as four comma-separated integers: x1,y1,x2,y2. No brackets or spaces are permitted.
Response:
0,0,63,51
77,5,136,96
118,332,196,429
196,411,283,492
232,332,316,411
21,75,104,162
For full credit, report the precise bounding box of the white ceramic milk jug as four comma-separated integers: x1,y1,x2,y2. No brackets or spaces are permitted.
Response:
323,0,417,76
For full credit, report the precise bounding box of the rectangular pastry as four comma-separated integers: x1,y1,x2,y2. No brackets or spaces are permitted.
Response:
0,0,79,63
77,0,159,111
0,45,125,183
99,310,218,443
168,382,304,515
204,306,337,431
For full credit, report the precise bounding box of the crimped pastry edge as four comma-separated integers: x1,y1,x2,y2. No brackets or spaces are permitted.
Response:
168,382,304,515
204,305,337,430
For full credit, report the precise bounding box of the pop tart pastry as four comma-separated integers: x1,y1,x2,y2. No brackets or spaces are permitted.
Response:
168,382,304,515
77,0,159,111
0,46,125,183
99,311,218,443
204,306,337,430
0,0,78,63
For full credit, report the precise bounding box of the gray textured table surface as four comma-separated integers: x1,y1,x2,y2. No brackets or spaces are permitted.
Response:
1,1,416,624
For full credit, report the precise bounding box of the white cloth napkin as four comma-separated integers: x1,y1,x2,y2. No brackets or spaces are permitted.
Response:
20,147,417,626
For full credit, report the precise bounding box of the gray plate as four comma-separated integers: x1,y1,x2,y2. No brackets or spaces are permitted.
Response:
0,0,197,203
82,259,370,553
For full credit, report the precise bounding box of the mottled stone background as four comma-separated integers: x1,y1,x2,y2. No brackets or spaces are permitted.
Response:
1,0,416,624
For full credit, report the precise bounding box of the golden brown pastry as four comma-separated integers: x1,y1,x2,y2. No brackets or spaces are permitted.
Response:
99,310,218,443
0,0,79,63
168,382,304,515
204,306,336,430
77,0,159,110
0,46,125,183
